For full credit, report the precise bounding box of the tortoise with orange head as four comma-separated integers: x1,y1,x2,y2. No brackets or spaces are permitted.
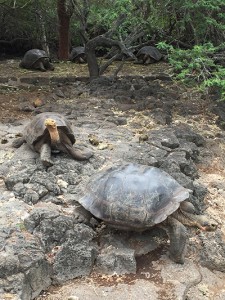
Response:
12,112,93,166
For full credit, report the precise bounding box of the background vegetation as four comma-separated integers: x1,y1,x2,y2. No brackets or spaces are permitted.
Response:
0,0,225,97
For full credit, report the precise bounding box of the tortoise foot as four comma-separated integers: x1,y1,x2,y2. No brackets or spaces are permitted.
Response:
169,254,185,264
70,147,94,161
73,204,92,224
41,158,54,167
83,150,94,160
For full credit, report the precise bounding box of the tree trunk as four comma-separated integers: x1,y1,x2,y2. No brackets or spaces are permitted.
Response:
57,0,72,60
86,36,135,79
35,0,49,55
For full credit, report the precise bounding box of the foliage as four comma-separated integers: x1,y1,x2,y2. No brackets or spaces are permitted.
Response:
1,0,225,52
204,68,225,101
157,42,225,101
87,0,147,38
1,0,225,84
0,0,57,51
140,0,225,45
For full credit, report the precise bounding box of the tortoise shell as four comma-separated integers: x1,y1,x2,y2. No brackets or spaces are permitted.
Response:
69,46,86,62
23,112,75,148
79,163,190,230
136,46,163,61
20,49,49,68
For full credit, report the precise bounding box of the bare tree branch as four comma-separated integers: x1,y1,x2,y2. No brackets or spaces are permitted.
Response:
104,13,127,39
0,0,33,9
86,35,135,78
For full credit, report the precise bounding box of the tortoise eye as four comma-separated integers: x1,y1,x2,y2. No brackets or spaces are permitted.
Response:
204,221,217,231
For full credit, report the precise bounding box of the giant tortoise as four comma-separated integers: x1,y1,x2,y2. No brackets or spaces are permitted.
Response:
135,46,163,64
12,112,93,166
77,163,217,264
69,46,86,63
19,49,54,71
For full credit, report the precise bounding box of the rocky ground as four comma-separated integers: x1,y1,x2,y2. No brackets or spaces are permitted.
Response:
0,60,225,300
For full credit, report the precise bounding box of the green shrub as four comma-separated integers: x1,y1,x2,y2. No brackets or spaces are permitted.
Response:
157,42,225,100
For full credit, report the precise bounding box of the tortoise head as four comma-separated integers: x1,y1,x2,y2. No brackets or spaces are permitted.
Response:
44,118,60,143
44,118,57,129
196,215,218,231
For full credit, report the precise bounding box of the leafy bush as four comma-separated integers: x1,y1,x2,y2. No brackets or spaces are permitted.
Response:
204,67,225,101
88,0,147,38
157,41,225,100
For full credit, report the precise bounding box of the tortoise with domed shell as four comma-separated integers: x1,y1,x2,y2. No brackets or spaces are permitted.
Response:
19,49,54,71
77,163,217,264
135,46,163,64
12,112,93,166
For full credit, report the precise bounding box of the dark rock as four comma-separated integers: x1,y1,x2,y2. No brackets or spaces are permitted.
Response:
5,165,38,190
169,171,194,189
177,140,200,161
20,77,50,85
165,151,198,179
200,232,225,272
172,124,205,147
149,129,180,149
54,89,65,98
52,224,97,283
150,109,172,125
0,252,20,277
0,231,51,299
24,206,72,251
95,246,136,275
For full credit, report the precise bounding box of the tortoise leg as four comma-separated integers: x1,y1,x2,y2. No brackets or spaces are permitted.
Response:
12,136,26,148
44,60,55,71
163,216,188,264
33,60,46,72
73,203,92,224
58,131,93,160
180,201,196,214
39,143,54,166
64,144,93,160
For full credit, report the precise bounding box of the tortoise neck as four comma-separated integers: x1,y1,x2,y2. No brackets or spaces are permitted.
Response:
46,126,60,144
172,209,206,230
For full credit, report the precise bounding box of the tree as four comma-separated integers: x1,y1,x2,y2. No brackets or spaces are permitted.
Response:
85,13,143,78
35,0,49,54
57,0,74,60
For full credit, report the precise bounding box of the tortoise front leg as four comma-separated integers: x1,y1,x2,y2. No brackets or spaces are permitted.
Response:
163,216,188,264
12,136,26,148
65,144,93,161
44,60,55,71
33,60,46,72
58,131,93,160
39,143,54,166
73,203,92,224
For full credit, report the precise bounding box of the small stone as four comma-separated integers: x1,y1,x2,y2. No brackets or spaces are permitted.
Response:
98,143,108,150
88,134,100,146
198,283,209,296
107,144,114,150
54,89,65,98
68,296,79,300
33,98,45,107
1,138,8,144
57,179,68,189
139,134,148,142
19,102,34,112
